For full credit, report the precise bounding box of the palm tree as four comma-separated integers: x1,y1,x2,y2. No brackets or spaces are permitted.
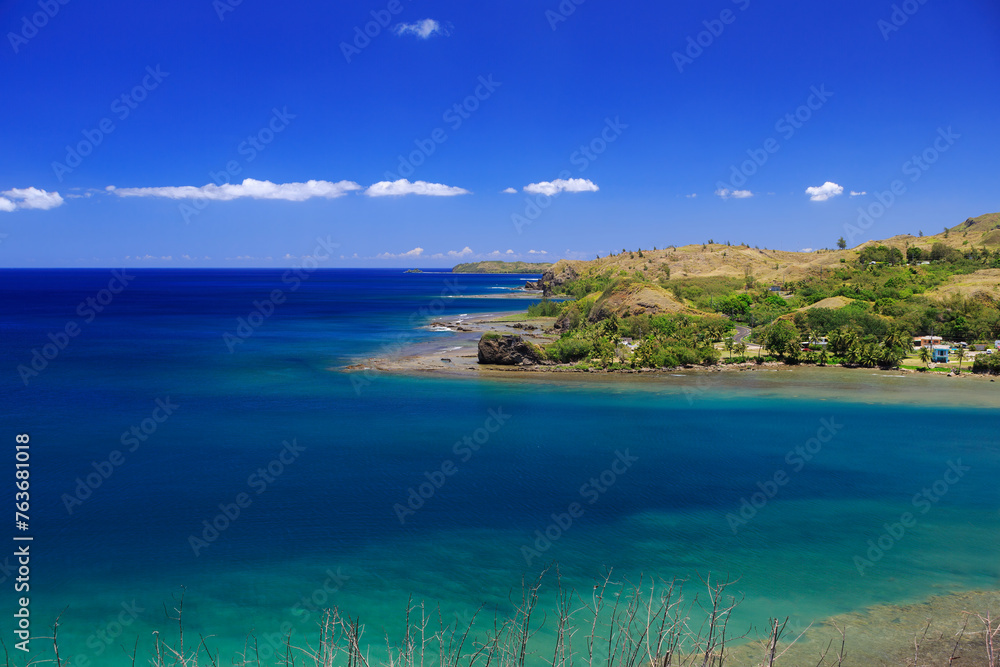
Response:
816,347,829,366
955,346,966,373
724,339,734,361
883,329,907,354
919,346,931,367
736,342,748,360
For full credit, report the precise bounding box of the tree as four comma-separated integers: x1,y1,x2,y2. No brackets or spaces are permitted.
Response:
763,321,799,359
919,346,931,367
955,346,966,373
816,346,829,366
837,237,847,250
829,327,859,357
883,328,908,354
725,339,734,361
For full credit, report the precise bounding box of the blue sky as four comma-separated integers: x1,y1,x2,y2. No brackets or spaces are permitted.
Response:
2,0,998,267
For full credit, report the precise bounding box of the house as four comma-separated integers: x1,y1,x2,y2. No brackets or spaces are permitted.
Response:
801,337,828,350
931,345,950,363
912,335,943,349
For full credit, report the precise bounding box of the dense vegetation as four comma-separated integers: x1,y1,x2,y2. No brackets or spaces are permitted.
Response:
452,261,553,273
533,238,1000,371
544,311,733,369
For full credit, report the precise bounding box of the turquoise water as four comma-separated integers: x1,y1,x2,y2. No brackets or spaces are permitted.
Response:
1,270,998,665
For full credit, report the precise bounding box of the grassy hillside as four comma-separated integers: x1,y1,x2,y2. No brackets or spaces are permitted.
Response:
540,212,1000,300
527,213,1000,372
452,261,552,274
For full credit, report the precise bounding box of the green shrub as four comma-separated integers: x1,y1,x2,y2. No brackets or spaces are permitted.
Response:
546,336,594,363
972,354,1000,374
526,299,561,317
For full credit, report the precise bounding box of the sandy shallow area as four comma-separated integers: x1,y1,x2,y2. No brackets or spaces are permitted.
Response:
727,589,1000,666
343,310,1000,409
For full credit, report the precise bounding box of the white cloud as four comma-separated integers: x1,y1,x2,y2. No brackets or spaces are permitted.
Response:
447,246,473,257
523,178,599,196
850,190,867,197
685,193,697,198
505,249,514,254
488,250,502,256
377,247,425,260
528,249,548,255
715,188,753,199
1,187,64,210
364,179,470,197
805,181,844,202
800,248,814,253
394,19,445,39
107,178,361,202
501,187,518,194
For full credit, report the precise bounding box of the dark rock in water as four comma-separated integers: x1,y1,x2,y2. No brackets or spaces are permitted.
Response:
440,358,452,363
523,280,541,290
477,334,544,366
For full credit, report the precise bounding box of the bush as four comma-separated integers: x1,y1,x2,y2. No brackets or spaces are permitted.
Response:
972,353,1000,375
526,299,561,317
545,336,594,363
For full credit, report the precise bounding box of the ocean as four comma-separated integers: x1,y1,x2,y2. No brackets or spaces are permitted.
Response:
1,268,998,665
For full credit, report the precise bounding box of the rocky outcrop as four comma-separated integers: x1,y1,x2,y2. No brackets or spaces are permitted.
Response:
537,263,579,296
477,334,544,366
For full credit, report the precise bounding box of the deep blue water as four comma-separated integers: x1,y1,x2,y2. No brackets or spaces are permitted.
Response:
0,269,998,665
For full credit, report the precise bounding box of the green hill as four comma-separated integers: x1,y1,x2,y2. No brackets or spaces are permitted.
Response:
452,261,553,274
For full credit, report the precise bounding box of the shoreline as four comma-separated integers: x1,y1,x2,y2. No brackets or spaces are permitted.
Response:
343,306,1000,408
